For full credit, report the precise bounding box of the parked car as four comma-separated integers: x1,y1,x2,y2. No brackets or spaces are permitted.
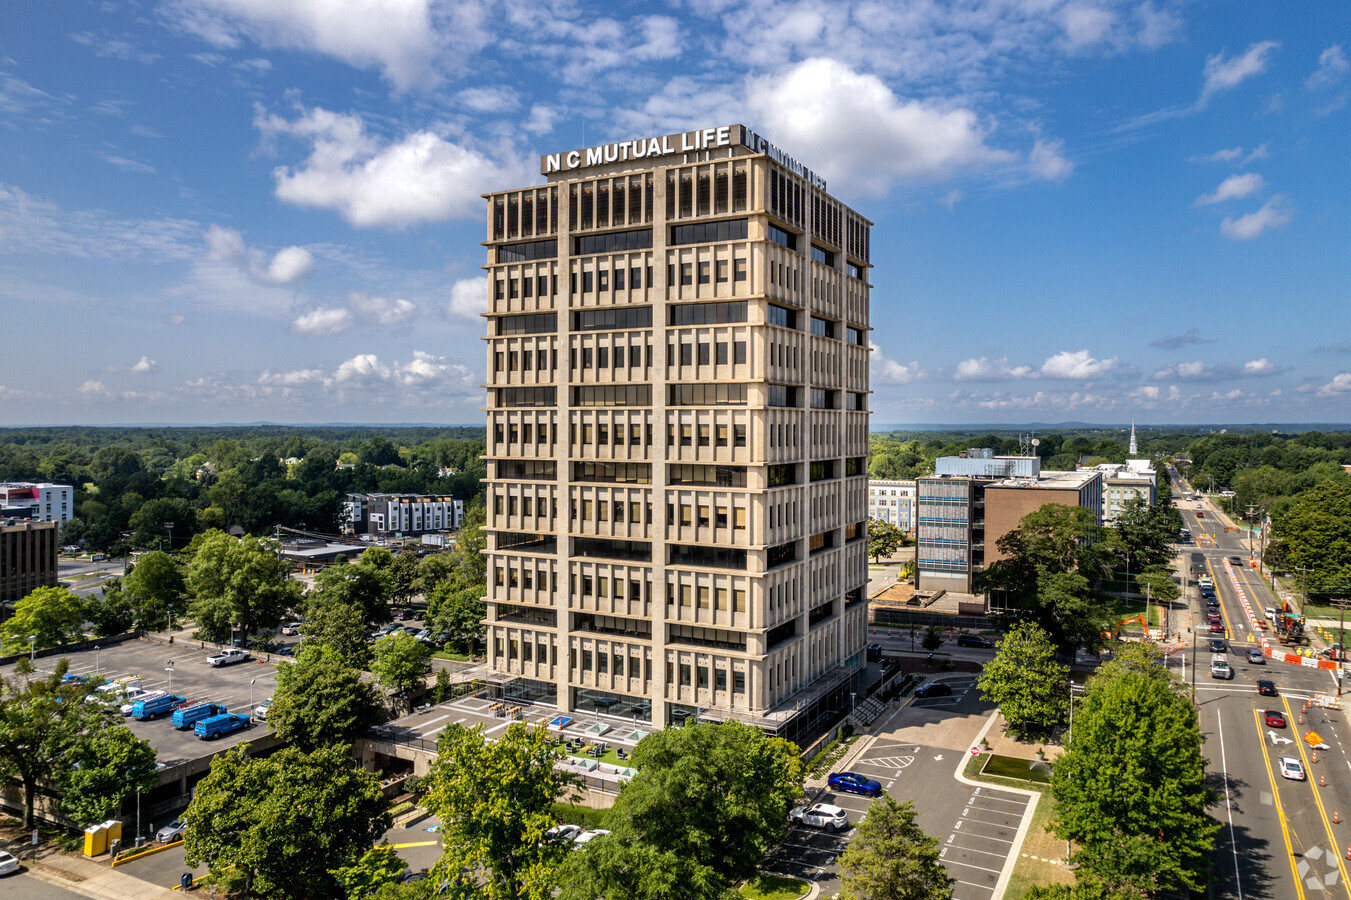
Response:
414,629,433,643
791,803,849,832
956,634,994,649
913,682,954,699
545,824,583,844
1248,649,1265,664
254,698,272,721
0,849,18,876
280,622,303,636
155,818,188,843
207,648,251,667
828,772,882,797
118,688,151,716
573,829,611,847
1258,679,1278,696
401,626,420,636
195,713,252,740
1209,639,1227,653
1264,709,1287,728
1279,757,1306,781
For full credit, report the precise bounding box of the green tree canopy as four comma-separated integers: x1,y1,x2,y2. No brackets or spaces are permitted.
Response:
300,597,375,669
868,518,904,563
426,581,486,653
309,559,392,626
423,723,577,900
370,632,431,712
119,549,188,630
837,796,954,900
1051,664,1217,893
0,586,86,654
562,721,804,898
59,724,158,825
184,743,391,899
976,621,1068,737
184,530,300,642
269,643,382,752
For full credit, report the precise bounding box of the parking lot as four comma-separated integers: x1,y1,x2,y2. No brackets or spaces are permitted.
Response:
764,672,1031,900
0,638,278,767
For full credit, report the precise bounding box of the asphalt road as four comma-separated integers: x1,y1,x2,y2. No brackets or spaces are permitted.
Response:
2,870,92,899
1176,486,1351,900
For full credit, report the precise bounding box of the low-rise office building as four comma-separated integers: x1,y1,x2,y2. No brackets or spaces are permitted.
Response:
868,480,916,533
0,518,59,607
1082,460,1157,522
0,482,74,524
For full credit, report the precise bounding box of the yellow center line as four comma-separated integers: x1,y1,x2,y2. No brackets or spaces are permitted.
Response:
1281,696,1351,899
1205,558,1239,644
1252,707,1306,900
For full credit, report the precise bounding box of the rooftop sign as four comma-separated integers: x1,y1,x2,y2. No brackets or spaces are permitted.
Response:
540,124,825,190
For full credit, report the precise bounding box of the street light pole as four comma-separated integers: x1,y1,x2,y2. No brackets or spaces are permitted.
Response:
251,678,256,711
28,635,35,663
94,645,100,676
166,660,175,694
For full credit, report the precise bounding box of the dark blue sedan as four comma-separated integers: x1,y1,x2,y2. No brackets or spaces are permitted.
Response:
828,772,882,797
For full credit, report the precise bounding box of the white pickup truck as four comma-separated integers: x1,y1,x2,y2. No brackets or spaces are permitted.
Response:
207,648,251,667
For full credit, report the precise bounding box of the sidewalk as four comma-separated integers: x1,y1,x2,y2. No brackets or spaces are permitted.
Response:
2,840,179,900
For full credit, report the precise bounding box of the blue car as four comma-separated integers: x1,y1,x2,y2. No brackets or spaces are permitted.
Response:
828,772,882,797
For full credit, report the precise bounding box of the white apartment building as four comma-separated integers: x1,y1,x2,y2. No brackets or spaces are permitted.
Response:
868,480,916,533
480,124,871,740
0,483,74,524
345,493,464,536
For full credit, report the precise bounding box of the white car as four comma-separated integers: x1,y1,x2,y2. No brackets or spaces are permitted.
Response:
254,698,272,721
545,824,583,844
119,688,151,716
573,829,611,847
207,648,250,667
791,803,849,833
281,622,303,636
0,849,18,875
1279,757,1306,781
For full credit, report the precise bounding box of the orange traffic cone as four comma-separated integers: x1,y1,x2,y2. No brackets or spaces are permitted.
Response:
1345,843,1350,860
1300,714,1305,725
1315,750,1320,763
1322,772,1327,787
1336,809,1341,824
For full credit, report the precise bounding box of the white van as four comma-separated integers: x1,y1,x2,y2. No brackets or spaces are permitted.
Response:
1210,657,1233,680
1266,606,1278,623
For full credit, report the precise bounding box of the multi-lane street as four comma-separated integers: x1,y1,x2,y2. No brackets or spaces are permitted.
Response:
1174,487,1350,900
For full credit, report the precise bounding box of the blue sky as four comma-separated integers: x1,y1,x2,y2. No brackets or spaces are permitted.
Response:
1,1,1348,426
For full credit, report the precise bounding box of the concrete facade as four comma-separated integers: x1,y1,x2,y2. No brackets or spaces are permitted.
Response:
868,480,916,533
0,482,74,524
480,124,871,735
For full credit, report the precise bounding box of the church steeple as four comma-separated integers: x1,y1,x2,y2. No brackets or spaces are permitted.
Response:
1129,418,1138,455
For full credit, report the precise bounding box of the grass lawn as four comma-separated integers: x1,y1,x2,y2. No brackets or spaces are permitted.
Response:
738,873,810,900
550,802,610,830
431,649,478,661
980,754,1052,785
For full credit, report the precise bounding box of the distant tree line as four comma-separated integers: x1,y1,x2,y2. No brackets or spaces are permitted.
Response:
0,425,487,553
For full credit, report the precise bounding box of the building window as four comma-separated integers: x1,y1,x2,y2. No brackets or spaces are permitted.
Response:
573,306,653,331
496,313,557,336
668,384,747,406
573,229,653,255
810,316,837,339
670,218,749,245
668,301,747,326
497,239,558,263
768,223,798,251
768,305,798,330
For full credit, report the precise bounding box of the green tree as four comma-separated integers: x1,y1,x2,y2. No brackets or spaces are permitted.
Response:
127,497,198,550
414,552,457,597
423,723,577,900
0,663,117,827
310,559,392,626
1051,666,1217,893
921,625,944,653
976,622,1068,737
562,721,804,898
59,725,158,825
301,597,375,669
185,530,300,642
868,518,903,563
446,501,487,588
837,796,953,900
425,581,486,652
0,586,86,654
370,632,432,712
269,644,382,752
331,844,408,900
119,550,188,630
387,550,422,605
184,743,391,899
84,580,136,638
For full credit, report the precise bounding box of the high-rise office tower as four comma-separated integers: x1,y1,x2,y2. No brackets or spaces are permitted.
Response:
481,125,871,740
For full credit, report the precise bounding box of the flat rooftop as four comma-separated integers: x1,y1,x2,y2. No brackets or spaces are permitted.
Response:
988,469,1101,490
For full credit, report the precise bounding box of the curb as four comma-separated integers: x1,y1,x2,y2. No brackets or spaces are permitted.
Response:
953,710,1044,900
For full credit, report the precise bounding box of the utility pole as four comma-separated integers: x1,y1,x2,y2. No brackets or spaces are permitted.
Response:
1334,599,1349,696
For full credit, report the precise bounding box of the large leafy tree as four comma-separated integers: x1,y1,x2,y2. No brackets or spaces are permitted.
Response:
370,632,432,712
59,724,158,825
976,621,1068,737
268,644,382,752
185,530,300,642
1051,663,1217,893
0,662,121,827
184,743,391,899
301,597,375,669
309,558,392,626
426,580,486,652
423,723,577,900
119,549,188,630
0,586,86,654
1270,477,1351,595
976,504,1114,655
562,721,804,898
868,518,904,563
837,796,954,900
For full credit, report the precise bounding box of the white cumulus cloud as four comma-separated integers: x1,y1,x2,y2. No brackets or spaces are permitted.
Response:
745,58,1015,196
346,293,418,326
1317,373,1351,397
1307,44,1349,91
953,357,1035,382
1220,197,1293,240
290,307,354,335
869,341,922,384
129,356,159,374
255,104,533,228
1243,358,1278,376
1029,139,1074,182
1193,173,1265,206
448,276,487,321
1040,349,1120,380
204,224,314,285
